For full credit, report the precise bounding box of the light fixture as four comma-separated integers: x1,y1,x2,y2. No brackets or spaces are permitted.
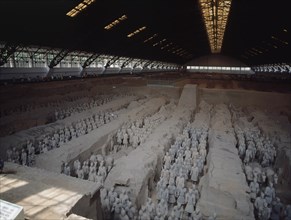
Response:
143,34,158,43
161,42,173,50
66,0,95,17
127,26,147,38
271,35,289,46
199,0,232,53
104,15,128,30
152,39,167,47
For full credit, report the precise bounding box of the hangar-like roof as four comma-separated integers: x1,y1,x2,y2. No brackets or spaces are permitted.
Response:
0,0,290,65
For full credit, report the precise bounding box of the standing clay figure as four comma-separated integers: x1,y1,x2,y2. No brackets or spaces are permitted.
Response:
127,202,137,219
88,169,96,181
12,147,20,163
117,129,123,145
176,171,185,189
108,187,118,205
176,187,187,207
120,208,129,220
145,198,156,219
168,208,176,220
264,183,276,205
120,189,129,206
273,173,278,185
105,156,114,172
173,203,184,220
0,158,4,173
168,182,177,205
157,182,166,202
123,132,129,148
284,204,291,220
270,197,283,220
193,207,202,220
253,167,262,183
64,163,71,176
139,205,150,220
255,192,267,218
185,147,192,161
98,161,107,182
156,199,168,219
82,161,89,178
112,198,122,220
190,165,199,183
238,142,246,158
6,147,12,162
244,148,252,164
245,165,254,182
192,184,200,199
260,202,271,220
77,167,84,179
73,159,81,174
100,188,107,205
61,161,65,174
185,188,196,215
89,162,96,174
164,152,172,169
250,178,260,200
132,135,140,148
161,186,169,203
21,149,27,166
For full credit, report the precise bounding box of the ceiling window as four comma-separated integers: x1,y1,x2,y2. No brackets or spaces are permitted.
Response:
199,0,232,53
66,0,95,17
143,34,158,43
104,15,128,30
127,26,147,38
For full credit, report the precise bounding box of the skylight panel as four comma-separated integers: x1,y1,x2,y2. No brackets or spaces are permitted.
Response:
104,15,128,30
127,26,147,38
144,34,158,43
66,0,95,17
199,0,232,53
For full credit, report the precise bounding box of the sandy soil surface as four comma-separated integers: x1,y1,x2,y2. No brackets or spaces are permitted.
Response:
1,162,99,220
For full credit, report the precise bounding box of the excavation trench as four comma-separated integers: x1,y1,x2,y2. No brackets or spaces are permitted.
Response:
231,106,291,219
66,99,174,180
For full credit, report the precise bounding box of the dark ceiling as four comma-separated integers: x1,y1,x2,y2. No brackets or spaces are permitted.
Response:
0,0,290,65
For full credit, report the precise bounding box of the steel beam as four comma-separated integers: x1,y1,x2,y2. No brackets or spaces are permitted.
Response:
121,57,133,68
82,53,100,68
105,56,120,68
48,49,70,68
0,42,18,66
143,60,154,69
